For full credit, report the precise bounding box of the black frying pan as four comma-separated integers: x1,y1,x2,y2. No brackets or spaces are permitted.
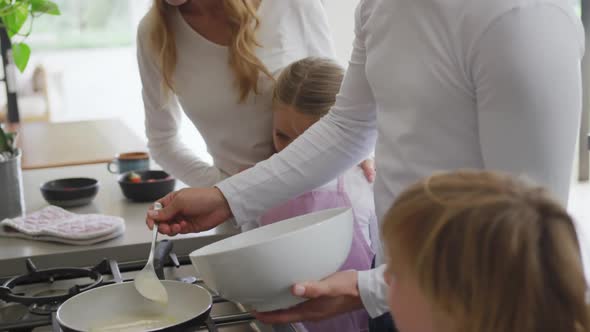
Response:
56,280,214,331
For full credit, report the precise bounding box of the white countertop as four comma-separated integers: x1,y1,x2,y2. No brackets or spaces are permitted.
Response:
0,163,239,278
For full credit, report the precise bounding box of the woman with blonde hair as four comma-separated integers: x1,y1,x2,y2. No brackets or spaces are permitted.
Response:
382,170,590,332
136,0,342,218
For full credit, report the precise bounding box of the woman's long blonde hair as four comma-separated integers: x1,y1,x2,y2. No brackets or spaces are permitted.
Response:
146,0,273,102
382,170,590,332
273,57,344,116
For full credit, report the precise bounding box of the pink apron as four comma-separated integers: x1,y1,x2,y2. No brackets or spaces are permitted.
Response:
260,177,374,332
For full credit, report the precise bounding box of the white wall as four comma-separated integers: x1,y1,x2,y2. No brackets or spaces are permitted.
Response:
322,0,360,66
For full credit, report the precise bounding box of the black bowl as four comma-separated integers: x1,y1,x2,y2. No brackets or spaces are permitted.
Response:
40,178,99,208
118,170,176,202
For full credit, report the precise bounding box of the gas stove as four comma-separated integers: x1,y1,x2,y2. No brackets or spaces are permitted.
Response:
0,241,293,332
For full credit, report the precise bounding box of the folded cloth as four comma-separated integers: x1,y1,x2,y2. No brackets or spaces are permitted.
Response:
0,205,125,245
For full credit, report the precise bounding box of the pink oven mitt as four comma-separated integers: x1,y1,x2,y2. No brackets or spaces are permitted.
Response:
0,206,125,245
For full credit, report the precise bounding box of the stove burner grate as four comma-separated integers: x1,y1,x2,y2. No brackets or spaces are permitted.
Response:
29,302,61,315
0,302,28,322
0,258,103,306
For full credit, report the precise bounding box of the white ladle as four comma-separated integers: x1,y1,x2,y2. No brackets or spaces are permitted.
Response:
134,202,169,304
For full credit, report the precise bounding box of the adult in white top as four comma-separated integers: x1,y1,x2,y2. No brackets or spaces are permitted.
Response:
137,0,335,189
146,0,585,330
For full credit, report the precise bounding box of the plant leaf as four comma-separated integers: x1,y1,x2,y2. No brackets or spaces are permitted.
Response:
0,126,10,153
5,131,16,151
3,3,29,38
0,0,11,10
12,42,30,72
31,0,60,15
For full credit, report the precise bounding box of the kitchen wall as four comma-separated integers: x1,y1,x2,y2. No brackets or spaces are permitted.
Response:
321,0,359,66
569,150,590,279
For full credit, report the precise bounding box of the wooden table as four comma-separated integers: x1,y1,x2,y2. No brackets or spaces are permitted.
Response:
15,119,147,170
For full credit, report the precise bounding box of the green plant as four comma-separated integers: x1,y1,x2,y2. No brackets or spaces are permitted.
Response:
0,0,60,72
0,125,16,156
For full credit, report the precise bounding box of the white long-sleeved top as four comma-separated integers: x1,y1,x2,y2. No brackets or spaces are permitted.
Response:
136,0,335,188
218,0,585,318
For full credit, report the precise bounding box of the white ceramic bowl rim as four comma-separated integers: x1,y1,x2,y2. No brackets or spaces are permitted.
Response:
191,207,351,258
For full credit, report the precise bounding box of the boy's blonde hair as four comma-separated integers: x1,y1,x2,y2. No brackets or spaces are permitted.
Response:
382,170,590,332
273,57,344,116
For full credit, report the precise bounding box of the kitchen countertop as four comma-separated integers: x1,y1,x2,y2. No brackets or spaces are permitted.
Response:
0,163,240,278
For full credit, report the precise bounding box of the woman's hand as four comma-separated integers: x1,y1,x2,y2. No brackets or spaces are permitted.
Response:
146,187,232,236
254,270,364,323
359,158,376,182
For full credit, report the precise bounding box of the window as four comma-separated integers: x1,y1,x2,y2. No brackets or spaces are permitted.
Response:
26,0,142,50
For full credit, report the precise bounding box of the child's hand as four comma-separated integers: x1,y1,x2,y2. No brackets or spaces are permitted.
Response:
359,158,376,182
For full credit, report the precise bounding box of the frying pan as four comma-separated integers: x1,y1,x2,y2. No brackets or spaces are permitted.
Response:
56,280,214,332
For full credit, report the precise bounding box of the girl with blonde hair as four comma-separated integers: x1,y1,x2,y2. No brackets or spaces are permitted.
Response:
136,0,337,217
382,170,590,332
261,56,378,331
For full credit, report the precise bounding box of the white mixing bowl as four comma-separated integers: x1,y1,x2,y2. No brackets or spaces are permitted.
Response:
189,207,354,312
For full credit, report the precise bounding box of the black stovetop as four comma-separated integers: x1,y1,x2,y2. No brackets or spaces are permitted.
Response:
0,241,272,332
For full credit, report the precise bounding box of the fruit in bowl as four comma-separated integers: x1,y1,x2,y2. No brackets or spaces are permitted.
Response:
128,172,141,183
126,171,172,184
118,170,175,202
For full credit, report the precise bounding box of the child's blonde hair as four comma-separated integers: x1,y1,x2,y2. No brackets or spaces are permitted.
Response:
273,57,344,116
382,170,590,332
